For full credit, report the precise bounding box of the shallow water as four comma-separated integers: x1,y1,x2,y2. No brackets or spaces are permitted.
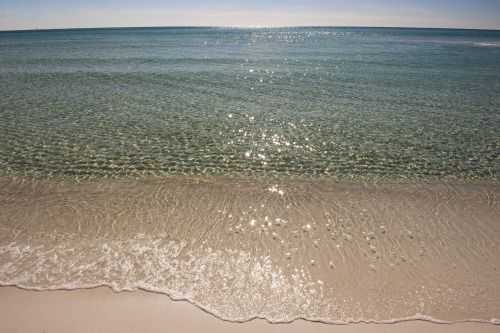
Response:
0,178,499,323
0,27,499,324
1,27,499,182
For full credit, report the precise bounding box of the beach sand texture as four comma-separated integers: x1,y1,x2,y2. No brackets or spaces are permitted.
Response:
1,286,499,333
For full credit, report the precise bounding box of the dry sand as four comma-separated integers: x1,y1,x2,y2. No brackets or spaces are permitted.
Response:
0,286,498,333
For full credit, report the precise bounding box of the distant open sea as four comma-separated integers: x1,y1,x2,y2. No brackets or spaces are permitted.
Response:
0,27,499,324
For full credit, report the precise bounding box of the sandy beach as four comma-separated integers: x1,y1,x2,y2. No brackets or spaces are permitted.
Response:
0,286,498,333
2,24,500,333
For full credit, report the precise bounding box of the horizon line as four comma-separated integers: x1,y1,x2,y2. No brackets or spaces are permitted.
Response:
2,25,500,33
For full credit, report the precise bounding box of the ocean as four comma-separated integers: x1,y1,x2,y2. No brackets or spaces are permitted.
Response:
0,26,499,324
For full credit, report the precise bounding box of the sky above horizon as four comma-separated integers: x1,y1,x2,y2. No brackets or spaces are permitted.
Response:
1,0,499,31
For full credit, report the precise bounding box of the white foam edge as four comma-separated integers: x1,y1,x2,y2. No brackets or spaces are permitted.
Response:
1,282,499,325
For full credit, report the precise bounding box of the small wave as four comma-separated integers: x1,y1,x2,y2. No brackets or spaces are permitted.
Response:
472,42,500,47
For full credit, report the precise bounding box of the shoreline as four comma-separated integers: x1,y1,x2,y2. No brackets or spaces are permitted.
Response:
1,286,499,333
1,178,499,324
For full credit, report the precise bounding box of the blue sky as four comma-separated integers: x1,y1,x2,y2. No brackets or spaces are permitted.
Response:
1,0,499,31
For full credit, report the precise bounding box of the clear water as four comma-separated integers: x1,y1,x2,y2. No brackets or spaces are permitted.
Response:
1,27,499,182
0,27,499,325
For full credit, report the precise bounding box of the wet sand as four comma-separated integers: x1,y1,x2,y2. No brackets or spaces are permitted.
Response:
0,286,498,333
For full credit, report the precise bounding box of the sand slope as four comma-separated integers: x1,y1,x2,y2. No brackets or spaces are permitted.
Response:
1,287,498,333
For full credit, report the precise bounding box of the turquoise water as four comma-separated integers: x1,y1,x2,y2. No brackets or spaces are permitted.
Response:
1,27,499,182
1,27,500,324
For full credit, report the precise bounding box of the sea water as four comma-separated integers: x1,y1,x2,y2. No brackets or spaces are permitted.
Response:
0,27,499,324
